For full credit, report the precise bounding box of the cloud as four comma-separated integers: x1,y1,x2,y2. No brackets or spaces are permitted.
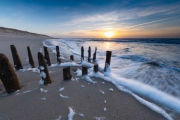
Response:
68,31,86,34
69,12,119,24
64,2,180,27
120,15,180,30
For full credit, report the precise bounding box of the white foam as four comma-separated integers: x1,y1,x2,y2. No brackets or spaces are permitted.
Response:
19,68,27,72
59,56,65,59
51,61,80,68
68,107,75,120
82,75,96,83
15,93,20,95
41,98,46,100
39,79,44,85
75,69,82,76
75,78,79,83
40,71,46,79
99,90,105,94
39,66,44,70
71,77,75,81
79,113,84,117
81,60,94,67
23,91,31,93
55,116,62,120
26,68,40,72
94,117,105,120
22,87,39,94
59,87,65,92
75,69,96,84
109,88,114,91
60,94,69,98
90,71,174,120
40,88,47,93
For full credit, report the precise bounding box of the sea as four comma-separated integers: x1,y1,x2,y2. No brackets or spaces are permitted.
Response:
0,38,179,119
44,38,180,99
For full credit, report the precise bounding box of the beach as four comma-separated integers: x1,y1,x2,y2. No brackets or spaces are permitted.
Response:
0,34,178,120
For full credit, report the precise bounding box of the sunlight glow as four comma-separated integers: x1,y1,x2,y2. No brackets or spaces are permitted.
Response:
104,31,114,38
106,42,110,50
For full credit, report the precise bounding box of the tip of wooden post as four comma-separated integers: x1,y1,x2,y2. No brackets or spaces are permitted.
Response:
44,46,47,49
38,52,43,56
81,46,84,51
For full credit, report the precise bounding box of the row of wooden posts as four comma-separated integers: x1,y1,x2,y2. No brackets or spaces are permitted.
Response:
0,45,112,94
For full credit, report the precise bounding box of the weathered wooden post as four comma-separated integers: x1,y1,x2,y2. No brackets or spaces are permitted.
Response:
81,46,84,61
38,52,52,85
94,64,98,73
93,47,97,61
44,46,51,66
104,51,112,72
88,46,91,62
70,55,74,61
0,53,21,93
56,46,61,64
27,46,35,68
10,45,23,70
82,66,88,76
63,67,72,80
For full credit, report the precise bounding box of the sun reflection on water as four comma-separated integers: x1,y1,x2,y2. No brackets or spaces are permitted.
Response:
106,42,110,50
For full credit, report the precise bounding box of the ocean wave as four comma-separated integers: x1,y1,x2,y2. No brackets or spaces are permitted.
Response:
61,38,180,44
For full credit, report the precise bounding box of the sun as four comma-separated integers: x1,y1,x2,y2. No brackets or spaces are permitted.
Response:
104,31,114,38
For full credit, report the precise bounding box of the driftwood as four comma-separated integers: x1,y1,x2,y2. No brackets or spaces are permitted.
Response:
93,47,97,61
0,53,21,93
88,46,91,62
56,46,61,64
27,46,35,68
70,55,74,61
82,66,88,76
81,46,84,60
63,67,72,80
38,52,52,85
104,51,112,72
10,45,23,70
94,64,98,73
44,46,51,66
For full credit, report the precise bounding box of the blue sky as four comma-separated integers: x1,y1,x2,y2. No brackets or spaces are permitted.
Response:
0,0,180,38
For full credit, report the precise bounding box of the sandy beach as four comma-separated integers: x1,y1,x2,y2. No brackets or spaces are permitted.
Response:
0,32,177,120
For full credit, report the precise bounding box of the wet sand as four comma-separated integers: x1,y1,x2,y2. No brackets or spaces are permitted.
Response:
0,34,169,120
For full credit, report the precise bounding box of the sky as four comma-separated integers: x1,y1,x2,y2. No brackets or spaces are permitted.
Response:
0,0,180,38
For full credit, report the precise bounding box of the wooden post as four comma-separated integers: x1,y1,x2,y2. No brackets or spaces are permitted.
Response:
104,51,112,72
44,46,51,66
63,67,72,80
0,53,21,93
10,45,23,70
93,47,97,61
82,66,88,76
38,52,52,85
88,46,91,62
81,46,84,61
56,46,61,64
27,46,35,68
70,55,74,61
94,64,98,73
